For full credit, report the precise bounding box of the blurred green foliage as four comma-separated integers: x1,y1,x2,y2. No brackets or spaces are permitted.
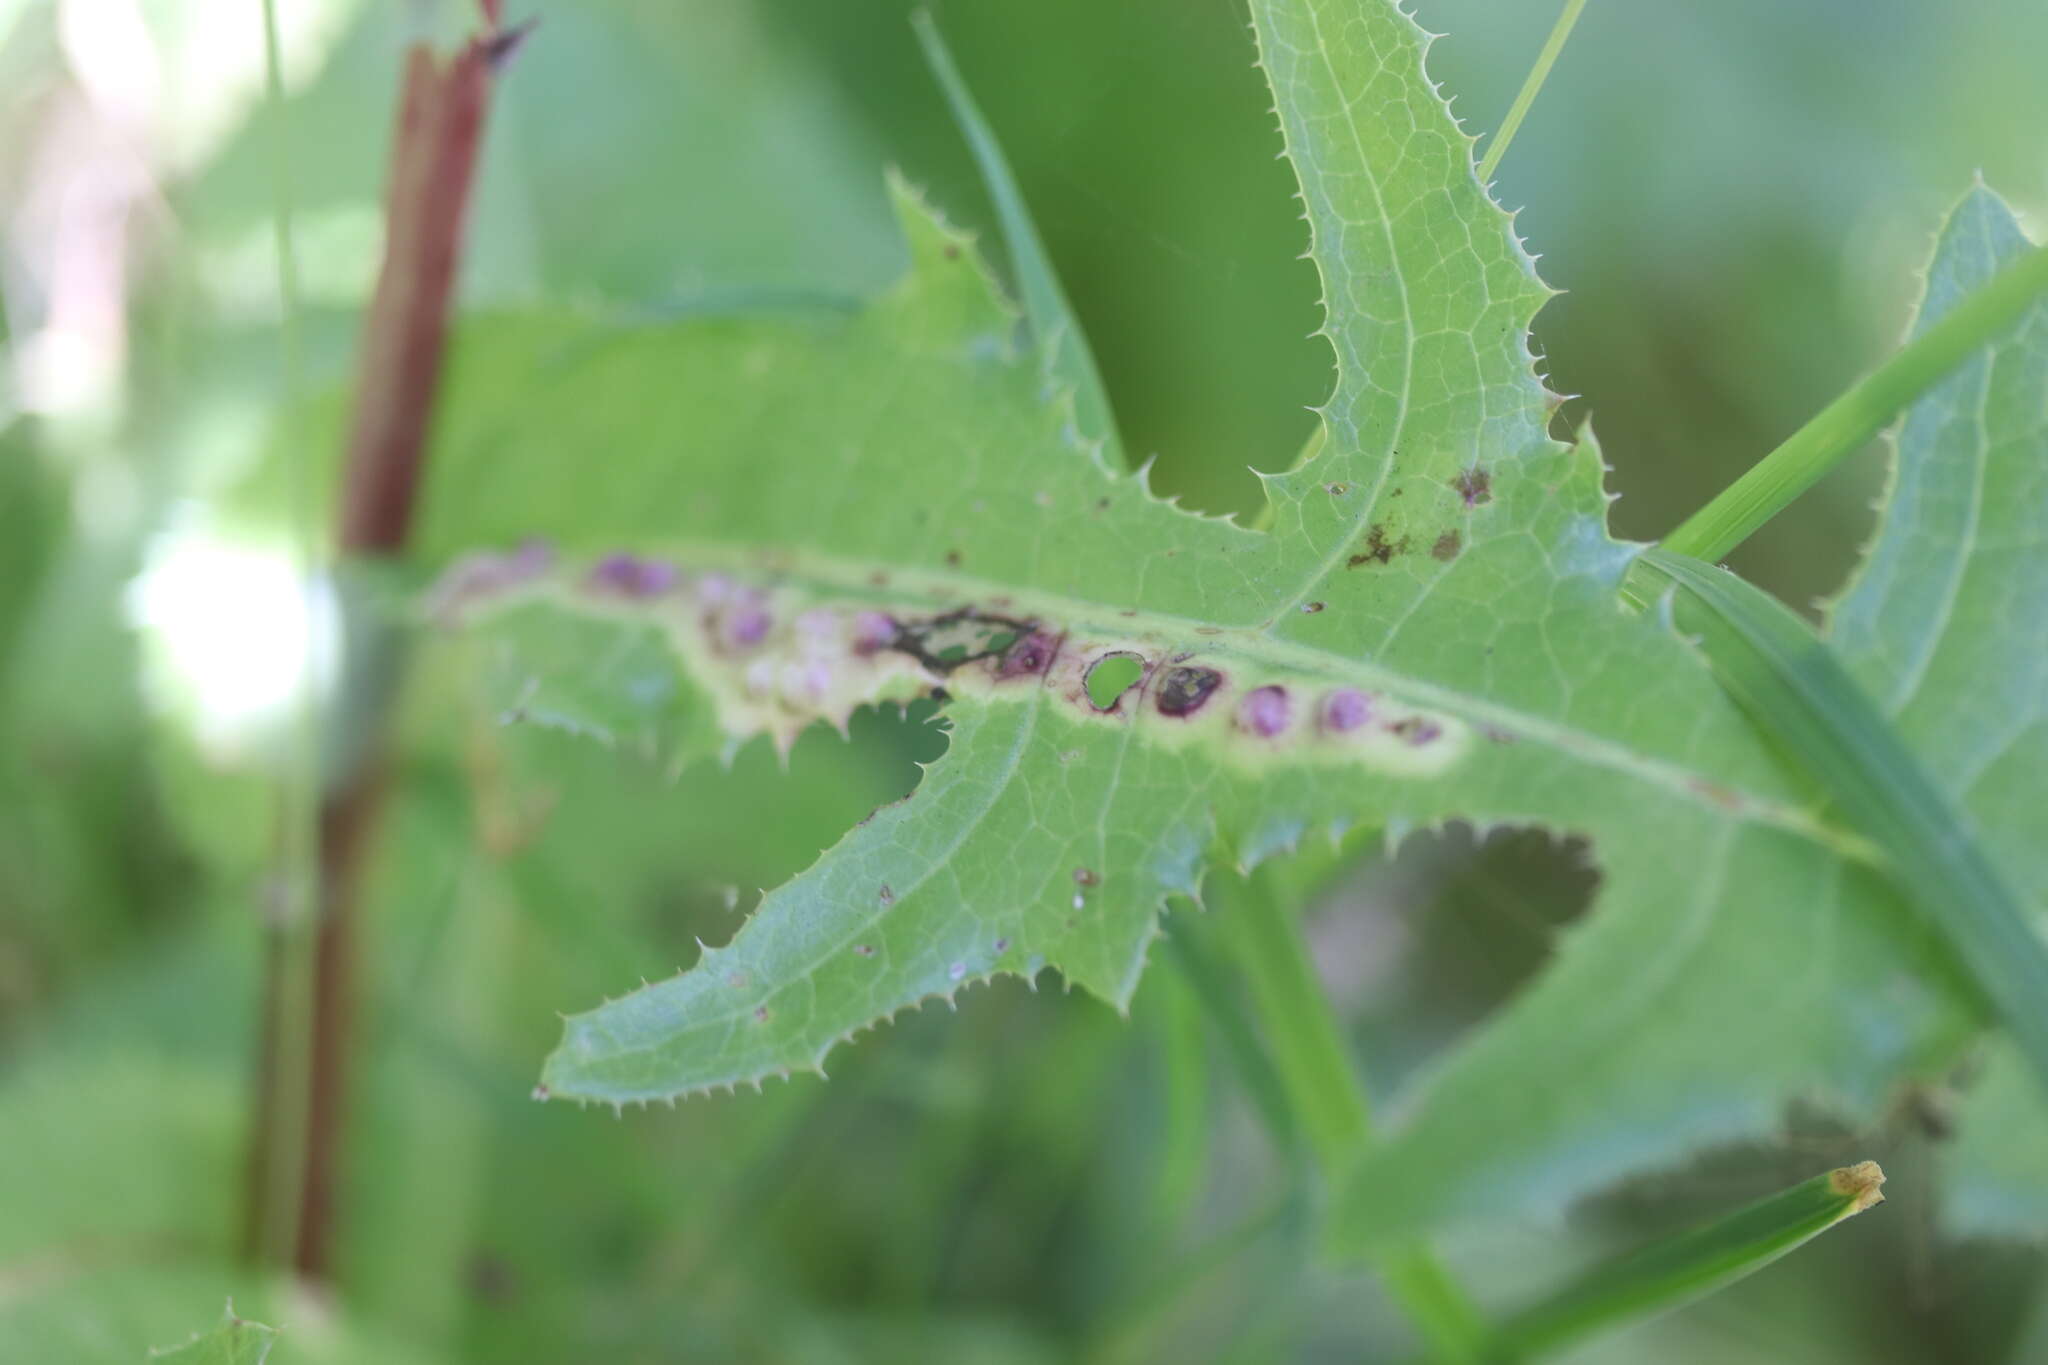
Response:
1,0,2044,1360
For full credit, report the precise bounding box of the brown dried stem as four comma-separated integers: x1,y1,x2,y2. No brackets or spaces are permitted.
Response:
286,23,517,1280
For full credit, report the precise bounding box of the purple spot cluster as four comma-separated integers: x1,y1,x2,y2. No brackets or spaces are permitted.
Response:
851,611,897,655
587,552,677,599
1219,682,1434,746
426,537,557,618
1321,688,1373,733
505,537,555,578
1238,685,1291,737
721,602,772,651
689,573,774,653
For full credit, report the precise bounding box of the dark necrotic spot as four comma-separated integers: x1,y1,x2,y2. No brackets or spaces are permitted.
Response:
1454,467,1492,506
1155,665,1223,717
1432,530,1462,562
1084,652,1146,711
1347,523,1409,568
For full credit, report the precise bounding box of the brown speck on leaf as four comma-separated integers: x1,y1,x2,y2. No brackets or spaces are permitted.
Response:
944,549,962,568
1301,601,1325,614
1194,626,1223,635
1391,486,1405,498
1454,467,1493,506
869,570,890,588
943,243,961,260
1326,482,1349,496
878,884,895,905
1096,497,1111,511
1073,867,1100,887
1346,523,1409,567
1432,530,1462,562
1687,776,1745,812
854,944,875,957
1391,716,1442,746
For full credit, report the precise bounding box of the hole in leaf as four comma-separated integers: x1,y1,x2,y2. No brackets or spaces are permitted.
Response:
1310,823,1597,1090
1084,653,1145,710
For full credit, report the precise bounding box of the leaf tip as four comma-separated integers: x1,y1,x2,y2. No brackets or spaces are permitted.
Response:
1829,1160,1888,1213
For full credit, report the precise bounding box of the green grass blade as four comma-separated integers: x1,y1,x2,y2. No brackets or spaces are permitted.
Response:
1628,549,2048,1089
1158,925,1301,1155
1476,0,1589,184
1663,236,2048,563
912,10,1120,456
1484,1162,1887,1360
1219,868,1489,1363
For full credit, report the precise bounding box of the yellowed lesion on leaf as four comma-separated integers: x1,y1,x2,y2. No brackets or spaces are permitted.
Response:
431,547,1469,778
1828,1160,1887,1213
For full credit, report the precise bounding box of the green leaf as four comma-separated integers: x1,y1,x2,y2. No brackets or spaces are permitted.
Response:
1824,185,2048,929
1816,186,2048,1241
148,1306,278,1364
1482,1162,1888,1361
417,0,1976,1250
1628,547,2046,1084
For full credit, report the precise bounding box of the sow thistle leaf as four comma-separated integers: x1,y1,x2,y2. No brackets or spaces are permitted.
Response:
417,0,1981,1241
149,1307,277,1364
1816,187,2048,1240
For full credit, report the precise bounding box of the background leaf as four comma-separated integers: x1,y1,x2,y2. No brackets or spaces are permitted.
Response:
1818,186,2048,1244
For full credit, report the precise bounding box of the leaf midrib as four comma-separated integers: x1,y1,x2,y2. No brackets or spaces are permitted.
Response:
483,539,1876,862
